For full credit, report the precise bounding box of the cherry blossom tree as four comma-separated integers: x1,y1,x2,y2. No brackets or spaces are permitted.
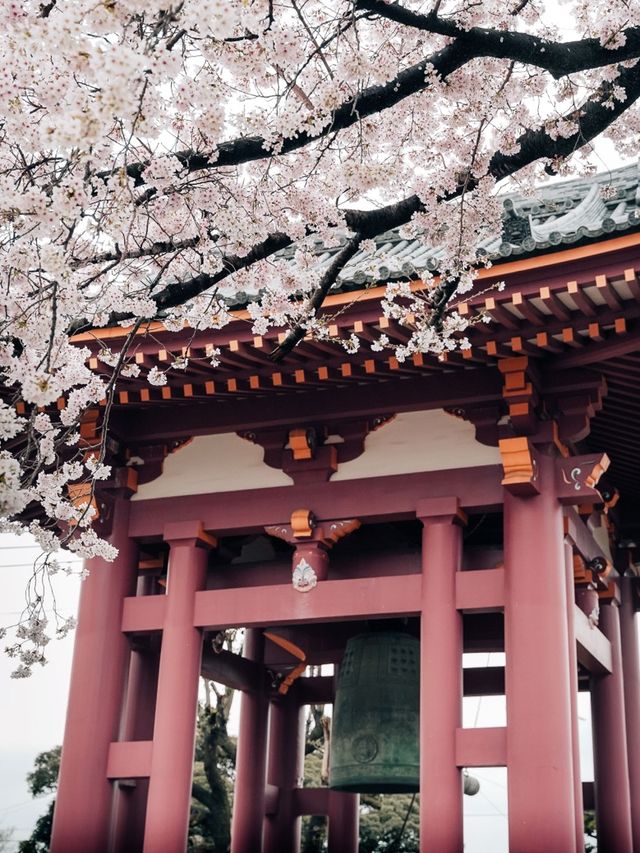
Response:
2,0,640,673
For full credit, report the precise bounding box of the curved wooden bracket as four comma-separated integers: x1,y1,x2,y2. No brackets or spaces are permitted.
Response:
556,453,610,505
498,436,540,496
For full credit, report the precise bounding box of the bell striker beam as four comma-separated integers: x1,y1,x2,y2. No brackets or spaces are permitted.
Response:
503,453,577,852
230,628,270,853
51,492,138,853
591,600,634,853
417,496,465,853
142,522,216,853
618,575,640,850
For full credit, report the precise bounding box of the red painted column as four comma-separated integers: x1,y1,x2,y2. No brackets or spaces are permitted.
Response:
263,694,305,853
503,456,576,853
51,495,137,853
619,576,640,851
417,497,464,853
231,628,269,853
143,522,215,853
327,790,359,853
591,600,633,853
564,543,584,852
111,645,160,853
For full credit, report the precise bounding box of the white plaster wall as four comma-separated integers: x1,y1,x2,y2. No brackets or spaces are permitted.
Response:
332,410,500,481
132,433,292,500
132,410,500,500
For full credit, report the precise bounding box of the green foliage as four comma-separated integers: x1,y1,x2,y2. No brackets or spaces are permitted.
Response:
25,748,60,797
358,794,419,853
584,810,597,853
18,803,54,853
19,748,61,853
188,694,236,853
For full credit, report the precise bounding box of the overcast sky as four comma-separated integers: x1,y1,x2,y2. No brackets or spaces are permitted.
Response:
0,533,81,848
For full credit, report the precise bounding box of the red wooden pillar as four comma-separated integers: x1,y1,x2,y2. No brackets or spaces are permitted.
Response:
503,455,576,852
619,575,640,850
263,694,305,853
564,542,584,851
111,646,159,853
327,790,359,853
591,601,633,853
231,628,269,853
51,495,137,853
417,497,465,853
143,522,215,853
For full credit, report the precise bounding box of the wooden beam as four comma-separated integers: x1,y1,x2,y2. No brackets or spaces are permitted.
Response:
574,604,612,675
455,569,505,612
200,647,266,692
293,788,330,817
455,727,507,767
193,575,423,630
117,367,503,442
106,740,153,780
463,666,505,697
129,465,504,539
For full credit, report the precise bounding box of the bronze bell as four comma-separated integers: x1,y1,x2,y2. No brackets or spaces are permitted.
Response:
330,632,420,793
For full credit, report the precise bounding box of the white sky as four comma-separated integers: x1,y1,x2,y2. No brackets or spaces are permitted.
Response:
0,533,81,848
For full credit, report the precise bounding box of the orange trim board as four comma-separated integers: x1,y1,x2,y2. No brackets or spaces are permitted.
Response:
71,232,640,344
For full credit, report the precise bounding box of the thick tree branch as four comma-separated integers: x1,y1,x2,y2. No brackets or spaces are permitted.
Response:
71,236,202,269
357,0,640,80
123,22,640,187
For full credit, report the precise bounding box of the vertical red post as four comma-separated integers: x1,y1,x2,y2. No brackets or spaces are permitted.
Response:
143,521,215,853
263,694,305,853
327,790,359,853
591,601,633,853
231,628,269,853
417,496,465,853
111,646,160,853
619,576,640,851
51,495,137,853
564,542,584,851
503,456,576,852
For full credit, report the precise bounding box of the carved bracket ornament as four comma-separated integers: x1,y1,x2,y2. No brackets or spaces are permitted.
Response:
266,510,360,592
555,453,610,506
239,416,394,485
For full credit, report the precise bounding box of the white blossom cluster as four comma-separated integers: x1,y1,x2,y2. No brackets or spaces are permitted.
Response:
0,0,639,671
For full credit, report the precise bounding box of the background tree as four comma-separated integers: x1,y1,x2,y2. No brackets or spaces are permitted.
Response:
0,827,15,853
18,746,60,853
189,680,237,852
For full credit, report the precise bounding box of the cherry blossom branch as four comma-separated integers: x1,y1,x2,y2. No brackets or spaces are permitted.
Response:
123,24,640,185
68,231,294,333
72,56,640,339
269,233,364,361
